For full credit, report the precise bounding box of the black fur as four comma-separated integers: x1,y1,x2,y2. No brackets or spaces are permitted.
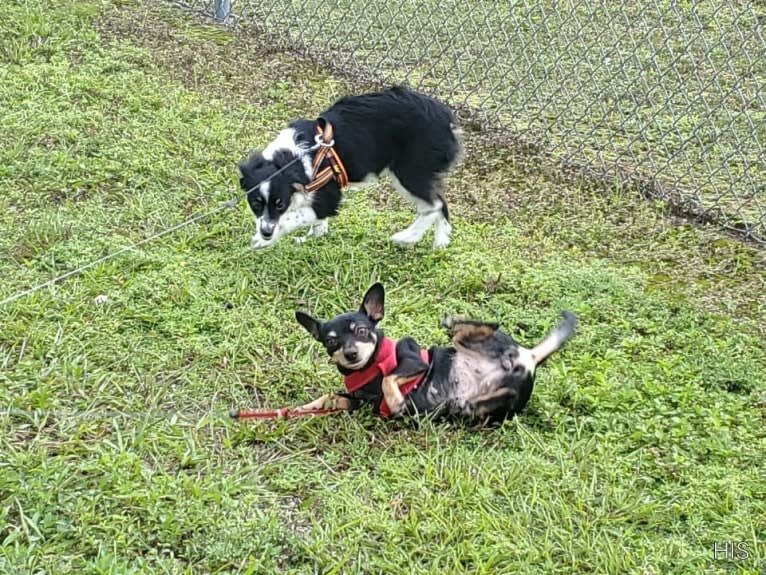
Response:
239,86,462,246
295,284,578,424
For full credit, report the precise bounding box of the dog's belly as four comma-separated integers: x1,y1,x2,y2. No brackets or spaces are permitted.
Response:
448,352,508,412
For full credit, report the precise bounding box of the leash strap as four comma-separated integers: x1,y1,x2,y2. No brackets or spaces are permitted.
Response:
229,406,345,420
305,121,349,192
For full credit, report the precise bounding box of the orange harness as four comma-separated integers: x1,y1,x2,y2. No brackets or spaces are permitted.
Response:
305,121,350,193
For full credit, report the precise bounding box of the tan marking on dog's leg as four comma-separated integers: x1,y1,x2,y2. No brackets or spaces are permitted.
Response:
298,393,352,412
329,396,352,410
382,375,410,416
298,394,331,411
451,322,498,350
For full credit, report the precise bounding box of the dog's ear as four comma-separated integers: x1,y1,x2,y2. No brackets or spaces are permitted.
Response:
272,149,296,170
292,183,306,193
237,161,247,180
295,311,322,341
238,151,265,176
360,283,385,322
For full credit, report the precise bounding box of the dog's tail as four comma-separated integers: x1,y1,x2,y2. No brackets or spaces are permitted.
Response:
530,311,577,366
449,123,466,169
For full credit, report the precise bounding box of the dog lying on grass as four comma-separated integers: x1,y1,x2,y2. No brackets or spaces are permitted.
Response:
294,283,577,423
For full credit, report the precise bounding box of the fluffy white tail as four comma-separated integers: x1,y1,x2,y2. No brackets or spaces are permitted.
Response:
530,311,578,366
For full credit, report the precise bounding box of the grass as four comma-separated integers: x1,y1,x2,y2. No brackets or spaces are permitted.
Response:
217,0,766,240
1,1,766,573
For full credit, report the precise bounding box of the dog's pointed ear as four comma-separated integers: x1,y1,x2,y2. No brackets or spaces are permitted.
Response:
295,311,322,341
239,151,265,176
272,149,296,170
360,283,385,322
292,183,306,193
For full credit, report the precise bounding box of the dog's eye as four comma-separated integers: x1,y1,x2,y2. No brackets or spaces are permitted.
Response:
325,337,338,349
274,198,285,210
354,326,369,338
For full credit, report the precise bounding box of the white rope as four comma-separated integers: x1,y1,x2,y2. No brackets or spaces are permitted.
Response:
0,203,234,307
0,141,322,308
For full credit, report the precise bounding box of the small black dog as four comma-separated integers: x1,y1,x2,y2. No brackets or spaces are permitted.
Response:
238,86,463,250
295,283,577,423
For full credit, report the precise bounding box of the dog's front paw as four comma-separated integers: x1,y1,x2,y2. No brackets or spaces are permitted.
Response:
390,229,421,247
432,236,451,249
250,234,275,250
381,375,406,416
294,221,329,244
311,220,329,238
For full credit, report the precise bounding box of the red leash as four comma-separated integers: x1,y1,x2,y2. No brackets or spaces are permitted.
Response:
229,406,345,420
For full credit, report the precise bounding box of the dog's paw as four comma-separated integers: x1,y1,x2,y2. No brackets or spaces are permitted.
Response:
381,376,406,416
311,220,329,238
293,221,329,245
390,229,422,246
432,235,451,249
433,220,452,249
250,234,275,250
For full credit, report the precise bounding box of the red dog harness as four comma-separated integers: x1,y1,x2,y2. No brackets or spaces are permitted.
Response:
343,337,430,418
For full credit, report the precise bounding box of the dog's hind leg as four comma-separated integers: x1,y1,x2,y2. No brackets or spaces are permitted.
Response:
432,191,452,249
441,316,500,339
386,170,444,248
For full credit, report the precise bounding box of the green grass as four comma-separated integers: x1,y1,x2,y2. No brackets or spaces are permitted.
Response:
1,1,766,573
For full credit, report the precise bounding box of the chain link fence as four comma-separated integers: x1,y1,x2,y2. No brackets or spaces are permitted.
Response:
173,0,766,244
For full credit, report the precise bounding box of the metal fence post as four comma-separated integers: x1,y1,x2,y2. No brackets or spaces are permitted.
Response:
214,0,231,21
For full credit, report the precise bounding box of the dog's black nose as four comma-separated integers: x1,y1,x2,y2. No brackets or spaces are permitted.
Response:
260,220,275,239
344,350,359,362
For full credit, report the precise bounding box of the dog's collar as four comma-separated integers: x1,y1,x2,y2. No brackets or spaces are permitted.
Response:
342,337,430,418
305,120,349,192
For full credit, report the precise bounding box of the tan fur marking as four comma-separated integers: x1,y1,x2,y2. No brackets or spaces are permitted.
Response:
382,375,411,416
451,322,497,349
351,340,376,367
332,335,377,370
298,393,352,412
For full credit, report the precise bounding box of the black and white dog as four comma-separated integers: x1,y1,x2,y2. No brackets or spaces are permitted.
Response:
238,87,463,250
